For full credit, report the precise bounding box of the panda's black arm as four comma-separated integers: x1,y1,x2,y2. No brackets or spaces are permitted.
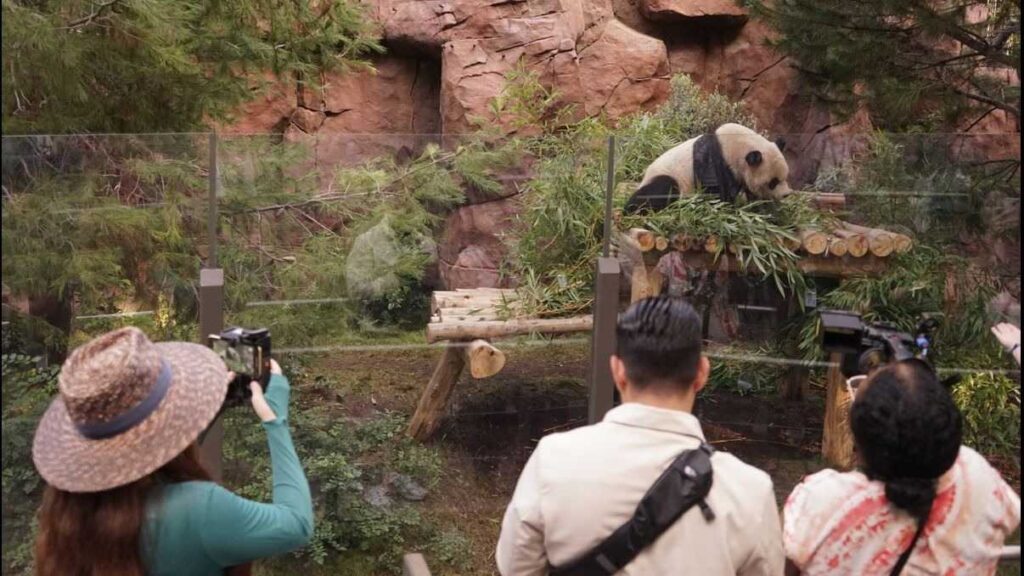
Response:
623,175,680,215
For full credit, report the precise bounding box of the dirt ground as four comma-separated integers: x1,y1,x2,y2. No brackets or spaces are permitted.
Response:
300,339,1020,575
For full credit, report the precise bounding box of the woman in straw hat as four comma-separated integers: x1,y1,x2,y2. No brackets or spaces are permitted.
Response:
31,327,313,575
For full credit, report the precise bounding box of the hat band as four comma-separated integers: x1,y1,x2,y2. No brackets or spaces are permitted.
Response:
75,359,173,440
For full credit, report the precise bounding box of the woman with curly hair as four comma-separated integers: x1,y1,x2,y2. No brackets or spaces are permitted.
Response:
782,360,1019,575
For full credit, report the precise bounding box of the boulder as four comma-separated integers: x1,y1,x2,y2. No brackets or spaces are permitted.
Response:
639,0,747,23
572,20,671,118
438,199,520,288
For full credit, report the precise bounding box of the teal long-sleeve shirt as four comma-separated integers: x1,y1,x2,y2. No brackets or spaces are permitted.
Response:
143,373,313,575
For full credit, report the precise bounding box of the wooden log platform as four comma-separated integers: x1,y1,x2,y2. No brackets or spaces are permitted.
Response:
620,215,907,467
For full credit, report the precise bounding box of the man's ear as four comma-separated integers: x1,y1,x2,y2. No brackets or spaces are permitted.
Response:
610,355,629,395
774,137,786,153
745,150,763,167
691,356,710,395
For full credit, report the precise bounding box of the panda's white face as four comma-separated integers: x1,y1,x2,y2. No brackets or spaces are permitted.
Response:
718,125,792,201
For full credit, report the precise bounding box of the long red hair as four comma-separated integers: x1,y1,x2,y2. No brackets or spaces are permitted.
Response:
34,444,251,576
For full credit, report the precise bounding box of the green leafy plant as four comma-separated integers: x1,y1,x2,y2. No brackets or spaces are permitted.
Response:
953,371,1021,459
222,403,452,574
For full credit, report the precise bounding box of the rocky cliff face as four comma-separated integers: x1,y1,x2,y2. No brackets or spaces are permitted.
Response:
223,0,1019,289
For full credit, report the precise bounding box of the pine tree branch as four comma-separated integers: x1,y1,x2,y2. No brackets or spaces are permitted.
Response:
63,0,123,30
907,0,1018,69
990,22,1019,50
949,87,1020,118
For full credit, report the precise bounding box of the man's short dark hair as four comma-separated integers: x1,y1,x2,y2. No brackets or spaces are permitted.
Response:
615,296,703,390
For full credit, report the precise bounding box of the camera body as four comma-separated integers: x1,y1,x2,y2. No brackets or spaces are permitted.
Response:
208,327,271,406
820,310,937,378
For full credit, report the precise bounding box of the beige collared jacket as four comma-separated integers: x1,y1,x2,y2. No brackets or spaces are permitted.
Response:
496,403,785,575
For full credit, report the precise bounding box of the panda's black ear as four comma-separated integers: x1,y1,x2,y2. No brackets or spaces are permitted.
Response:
774,137,786,152
745,150,763,167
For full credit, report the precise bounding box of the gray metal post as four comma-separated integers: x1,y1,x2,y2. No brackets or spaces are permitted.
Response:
588,257,620,424
207,132,219,267
589,136,621,424
198,267,225,480
602,135,615,258
199,135,225,480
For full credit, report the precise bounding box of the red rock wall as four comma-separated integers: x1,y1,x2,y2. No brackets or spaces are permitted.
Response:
221,0,1019,290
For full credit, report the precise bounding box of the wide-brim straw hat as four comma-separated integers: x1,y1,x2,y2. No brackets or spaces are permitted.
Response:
33,327,228,493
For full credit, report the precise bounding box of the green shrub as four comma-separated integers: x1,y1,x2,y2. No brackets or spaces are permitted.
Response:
953,371,1021,460
222,402,449,574
1,353,60,576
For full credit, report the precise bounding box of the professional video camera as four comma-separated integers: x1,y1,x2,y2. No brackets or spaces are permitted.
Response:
208,327,271,406
819,310,940,379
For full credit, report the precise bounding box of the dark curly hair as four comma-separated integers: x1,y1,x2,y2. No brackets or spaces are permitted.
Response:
850,359,963,523
615,296,703,390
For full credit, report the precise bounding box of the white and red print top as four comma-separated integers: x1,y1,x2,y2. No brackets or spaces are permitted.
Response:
783,446,1020,576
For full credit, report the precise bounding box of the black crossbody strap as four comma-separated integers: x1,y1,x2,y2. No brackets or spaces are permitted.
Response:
890,519,926,576
549,443,716,576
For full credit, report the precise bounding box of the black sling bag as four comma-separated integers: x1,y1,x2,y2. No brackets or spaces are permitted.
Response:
549,443,717,576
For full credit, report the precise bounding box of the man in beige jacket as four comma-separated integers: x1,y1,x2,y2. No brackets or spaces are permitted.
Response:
496,296,784,575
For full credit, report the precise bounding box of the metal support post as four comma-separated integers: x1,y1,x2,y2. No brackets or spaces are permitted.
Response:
588,257,620,424
198,267,225,480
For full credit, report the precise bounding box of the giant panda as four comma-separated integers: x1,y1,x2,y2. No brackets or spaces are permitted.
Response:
624,123,792,214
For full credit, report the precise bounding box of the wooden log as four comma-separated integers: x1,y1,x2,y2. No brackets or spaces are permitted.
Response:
671,234,693,252
407,344,466,440
426,316,593,343
441,306,499,317
628,228,656,252
440,314,504,322
704,235,720,253
799,229,829,255
430,315,441,323
832,229,869,258
810,192,846,210
678,250,888,278
441,313,504,322
827,236,849,257
631,263,653,303
654,236,669,251
840,222,895,257
780,235,801,252
892,233,913,253
432,292,514,310
648,265,664,297
822,352,855,469
463,339,506,378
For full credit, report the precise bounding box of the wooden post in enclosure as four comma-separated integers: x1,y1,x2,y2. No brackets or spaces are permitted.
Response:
822,352,855,469
588,257,620,424
407,343,466,441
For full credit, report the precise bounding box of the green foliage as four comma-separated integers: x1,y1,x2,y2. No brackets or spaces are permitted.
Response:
428,530,473,572
622,196,815,295
1,353,59,575
952,370,1021,459
510,74,785,317
704,343,792,396
813,132,1020,244
746,0,1020,128
222,402,452,574
2,0,382,134
798,246,1000,358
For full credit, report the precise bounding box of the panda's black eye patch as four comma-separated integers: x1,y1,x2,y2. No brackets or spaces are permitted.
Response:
768,178,780,190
